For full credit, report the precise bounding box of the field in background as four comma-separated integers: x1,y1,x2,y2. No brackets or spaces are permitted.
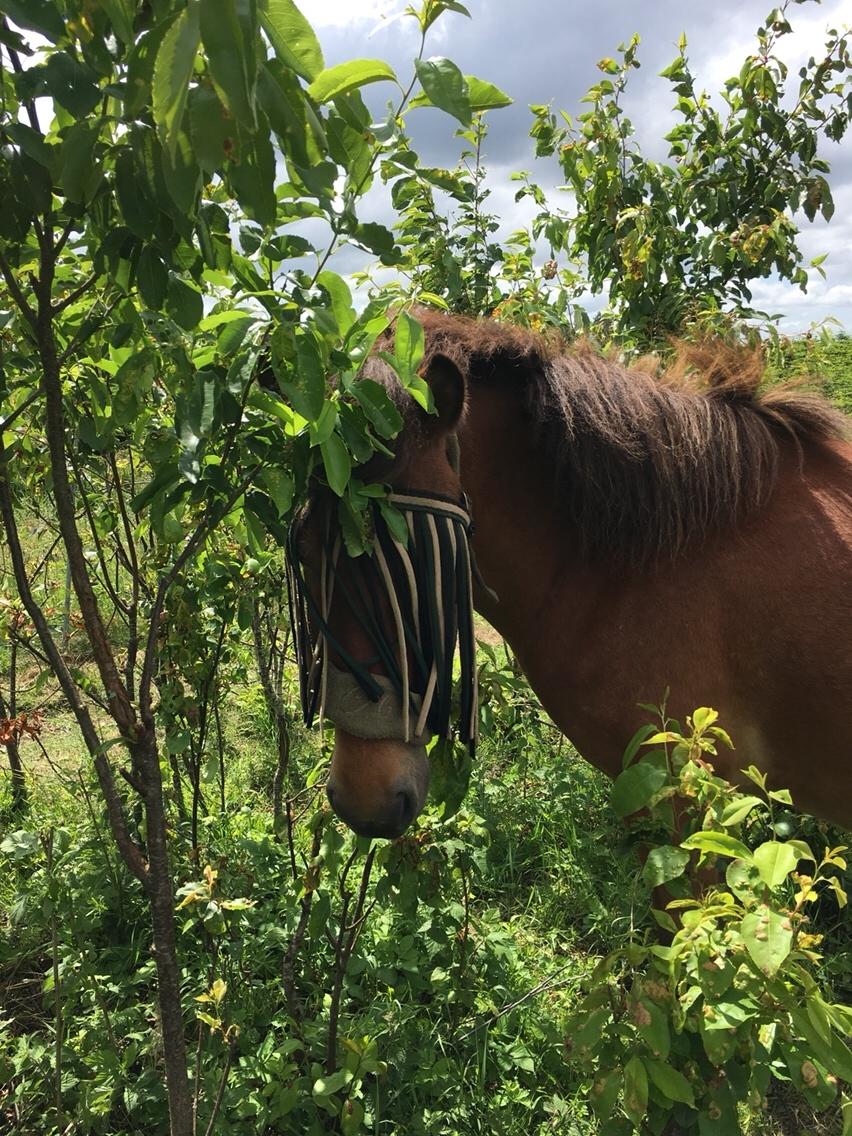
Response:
1,337,851,1135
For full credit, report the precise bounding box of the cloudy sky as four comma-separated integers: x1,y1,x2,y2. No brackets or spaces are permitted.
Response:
299,0,852,334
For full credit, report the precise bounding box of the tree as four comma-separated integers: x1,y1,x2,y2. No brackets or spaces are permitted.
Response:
528,3,851,348
0,1,507,1130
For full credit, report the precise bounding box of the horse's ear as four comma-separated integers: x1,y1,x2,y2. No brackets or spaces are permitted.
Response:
424,353,465,432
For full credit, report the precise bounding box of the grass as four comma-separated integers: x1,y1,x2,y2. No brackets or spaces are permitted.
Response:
1,333,851,1134
775,330,852,414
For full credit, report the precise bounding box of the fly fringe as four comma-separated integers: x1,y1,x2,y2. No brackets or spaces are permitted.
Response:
287,490,479,752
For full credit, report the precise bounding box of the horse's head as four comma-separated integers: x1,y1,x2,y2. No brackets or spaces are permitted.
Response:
289,351,475,839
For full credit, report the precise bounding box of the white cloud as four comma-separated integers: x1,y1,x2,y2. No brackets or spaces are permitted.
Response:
300,0,852,334
298,0,403,29
701,0,850,93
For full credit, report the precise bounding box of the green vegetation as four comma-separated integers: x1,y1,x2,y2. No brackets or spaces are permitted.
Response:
1,0,851,1133
3,652,851,1134
776,333,852,415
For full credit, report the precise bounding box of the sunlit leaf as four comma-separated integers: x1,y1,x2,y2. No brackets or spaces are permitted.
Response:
320,432,351,496
308,59,397,104
258,0,324,81
153,4,201,156
741,905,793,976
414,57,471,125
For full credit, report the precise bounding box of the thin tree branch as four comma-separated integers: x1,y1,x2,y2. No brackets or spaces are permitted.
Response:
110,451,143,698
35,281,136,735
57,294,121,366
0,390,40,432
0,249,37,327
0,444,148,883
138,466,261,723
1,28,40,132
52,271,98,316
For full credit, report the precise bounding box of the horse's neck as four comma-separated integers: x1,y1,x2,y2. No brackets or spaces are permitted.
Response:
456,379,691,776
458,381,602,684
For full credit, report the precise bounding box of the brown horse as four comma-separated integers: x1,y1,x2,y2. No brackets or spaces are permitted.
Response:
292,311,852,838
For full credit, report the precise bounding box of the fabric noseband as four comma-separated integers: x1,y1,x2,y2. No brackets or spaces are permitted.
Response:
323,662,431,744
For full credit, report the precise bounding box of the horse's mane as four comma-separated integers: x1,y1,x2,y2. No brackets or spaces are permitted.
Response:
374,310,849,564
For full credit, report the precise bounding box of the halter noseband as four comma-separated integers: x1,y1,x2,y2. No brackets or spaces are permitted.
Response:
286,488,479,753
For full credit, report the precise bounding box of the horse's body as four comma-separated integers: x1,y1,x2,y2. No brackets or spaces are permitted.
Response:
303,313,852,836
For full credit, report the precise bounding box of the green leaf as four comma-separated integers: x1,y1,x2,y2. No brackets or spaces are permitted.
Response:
42,53,102,117
259,468,294,517
100,0,135,45
0,0,64,41
589,1067,622,1120
229,128,276,225
741,904,793,976
309,400,338,446
691,707,718,733
680,831,752,861
420,0,470,31
0,830,40,861
60,123,101,204
308,59,397,104
200,0,256,126
115,151,158,238
719,795,764,826
377,498,409,545
167,276,204,330
791,1008,852,1083
276,331,325,420
622,723,657,768
135,248,168,311
611,761,668,817
312,1069,350,1097
636,998,670,1060
153,4,201,156
623,1055,648,1129
394,310,425,383
726,857,763,902
353,221,398,262
352,379,403,439
317,270,356,335
429,735,473,820
752,841,799,889
414,57,471,125
188,87,235,173
160,130,200,214
130,462,180,513
465,75,512,111
340,1097,364,1136
642,845,690,888
136,247,168,310
644,1059,695,1106
258,0,324,81
5,124,54,172
217,314,256,356
320,432,351,497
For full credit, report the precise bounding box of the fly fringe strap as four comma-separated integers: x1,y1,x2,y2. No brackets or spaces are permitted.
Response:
286,489,479,753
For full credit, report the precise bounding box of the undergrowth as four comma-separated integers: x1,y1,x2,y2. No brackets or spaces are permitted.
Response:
2,651,851,1135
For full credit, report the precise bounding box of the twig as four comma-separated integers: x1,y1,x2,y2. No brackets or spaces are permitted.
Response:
52,272,98,315
138,466,261,724
0,390,40,433
457,960,584,1041
0,248,37,326
326,846,376,1073
202,1035,236,1136
0,443,148,883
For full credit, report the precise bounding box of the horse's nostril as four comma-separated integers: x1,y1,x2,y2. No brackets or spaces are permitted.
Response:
326,785,336,808
396,789,415,828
